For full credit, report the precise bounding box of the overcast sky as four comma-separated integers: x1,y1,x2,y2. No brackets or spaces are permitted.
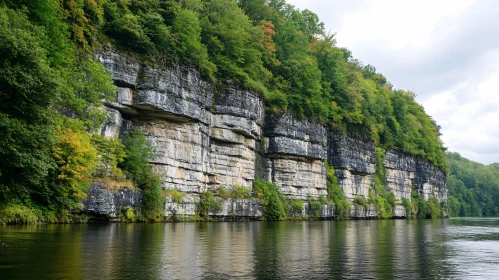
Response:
286,0,499,164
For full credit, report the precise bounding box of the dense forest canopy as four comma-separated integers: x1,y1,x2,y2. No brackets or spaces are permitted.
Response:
0,0,452,219
447,153,499,217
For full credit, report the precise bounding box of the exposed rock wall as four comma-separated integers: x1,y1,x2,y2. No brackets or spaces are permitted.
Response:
262,113,328,199
328,135,448,218
94,50,447,220
81,183,264,220
97,51,263,195
328,135,376,201
81,182,142,221
414,159,448,201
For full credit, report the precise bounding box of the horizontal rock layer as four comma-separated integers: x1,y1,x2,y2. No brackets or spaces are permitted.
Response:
98,51,263,195
263,113,328,199
81,183,142,221
92,50,447,219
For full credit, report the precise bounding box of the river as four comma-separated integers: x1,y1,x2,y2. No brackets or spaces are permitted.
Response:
1,217,498,279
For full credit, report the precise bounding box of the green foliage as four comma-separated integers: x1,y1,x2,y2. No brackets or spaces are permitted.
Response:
231,185,252,199
164,189,186,204
123,207,137,222
427,196,445,219
288,199,304,216
0,205,40,224
121,128,155,185
91,134,126,178
141,173,164,220
120,128,164,220
253,179,286,220
215,186,231,200
306,197,324,219
402,197,413,218
371,195,393,219
197,191,222,219
354,195,369,209
51,124,97,209
410,189,428,219
325,163,351,218
0,6,58,205
446,152,499,217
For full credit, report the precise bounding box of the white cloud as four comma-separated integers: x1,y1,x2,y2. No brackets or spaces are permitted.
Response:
424,56,499,163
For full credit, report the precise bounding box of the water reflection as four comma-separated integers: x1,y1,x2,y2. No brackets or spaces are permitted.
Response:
2,218,499,279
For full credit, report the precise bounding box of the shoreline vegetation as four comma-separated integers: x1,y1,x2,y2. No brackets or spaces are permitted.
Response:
0,1,484,225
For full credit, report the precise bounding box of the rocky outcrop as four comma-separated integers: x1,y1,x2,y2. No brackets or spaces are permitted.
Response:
262,113,328,199
414,160,448,201
164,197,264,218
93,50,447,220
328,135,375,200
97,51,264,195
328,135,448,218
81,183,264,220
81,182,142,220
384,150,415,200
208,85,264,191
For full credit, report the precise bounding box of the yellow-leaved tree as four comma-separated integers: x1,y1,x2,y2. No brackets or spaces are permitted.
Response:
52,125,97,208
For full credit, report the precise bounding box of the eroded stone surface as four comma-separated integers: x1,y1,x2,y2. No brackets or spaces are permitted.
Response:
414,160,448,201
93,50,448,220
98,50,263,196
328,134,376,202
164,196,264,218
81,183,142,220
383,149,415,202
263,114,327,199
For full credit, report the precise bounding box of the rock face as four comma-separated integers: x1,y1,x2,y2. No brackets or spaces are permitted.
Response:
414,159,448,201
93,50,447,220
328,135,376,200
97,51,263,195
328,135,448,218
327,134,377,218
81,183,263,220
262,113,328,199
81,183,142,220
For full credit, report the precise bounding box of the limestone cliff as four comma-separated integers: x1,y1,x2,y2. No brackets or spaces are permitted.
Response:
82,51,447,220
262,113,327,199
97,51,263,195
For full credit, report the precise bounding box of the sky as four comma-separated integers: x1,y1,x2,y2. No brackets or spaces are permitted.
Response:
286,0,499,164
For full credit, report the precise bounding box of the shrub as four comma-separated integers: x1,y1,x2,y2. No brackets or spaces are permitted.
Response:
141,173,165,221
307,197,323,219
120,128,155,186
164,189,186,203
0,205,40,224
231,185,251,199
51,125,97,209
253,179,286,220
325,162,351,219
216,186,231,200
354,195,369,208
288,199,304,217
402,197,412,218
91,134,126,178
197,191,222,218
428,196,444,219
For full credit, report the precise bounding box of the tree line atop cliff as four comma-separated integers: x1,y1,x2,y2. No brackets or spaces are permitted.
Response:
0,0,449,219
3,0,447,171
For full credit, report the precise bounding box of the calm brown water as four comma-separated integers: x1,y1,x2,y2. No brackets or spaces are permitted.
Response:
1,218,499,279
